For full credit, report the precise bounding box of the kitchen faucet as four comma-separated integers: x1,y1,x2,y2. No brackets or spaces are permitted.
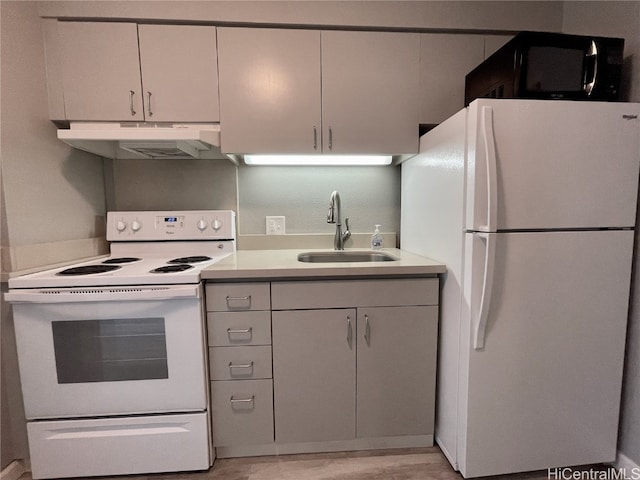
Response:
327,190,351,250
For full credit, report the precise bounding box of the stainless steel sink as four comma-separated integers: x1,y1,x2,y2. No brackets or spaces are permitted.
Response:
297,251,398,263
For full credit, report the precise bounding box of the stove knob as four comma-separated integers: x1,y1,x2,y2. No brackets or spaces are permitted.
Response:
131,220,142,232
197,219,208,232
212,219,223,231
116,220,127,232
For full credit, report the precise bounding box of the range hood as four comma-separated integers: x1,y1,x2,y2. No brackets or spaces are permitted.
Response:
57,123,234,161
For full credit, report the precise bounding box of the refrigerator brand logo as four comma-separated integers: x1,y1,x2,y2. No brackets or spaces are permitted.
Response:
622,114,638,120
548,468,640,480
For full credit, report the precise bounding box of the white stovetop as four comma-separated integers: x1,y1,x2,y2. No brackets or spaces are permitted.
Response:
9,242,234,289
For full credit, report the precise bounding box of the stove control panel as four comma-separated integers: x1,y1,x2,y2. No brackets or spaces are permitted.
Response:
107,210,236,241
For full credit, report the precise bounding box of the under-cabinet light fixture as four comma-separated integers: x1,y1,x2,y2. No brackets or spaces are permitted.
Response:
243,155,393,166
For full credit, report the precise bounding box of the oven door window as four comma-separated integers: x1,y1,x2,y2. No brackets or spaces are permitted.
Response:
52,318,168,384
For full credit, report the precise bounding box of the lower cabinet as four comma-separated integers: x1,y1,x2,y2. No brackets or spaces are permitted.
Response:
206,282,274,448
356,306,438,438
272,309,357,443
206,277,439,456
272,305,437,443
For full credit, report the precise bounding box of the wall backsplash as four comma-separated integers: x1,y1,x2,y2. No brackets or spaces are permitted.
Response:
111,159,238,212
237,165,401,237
111,161,402,241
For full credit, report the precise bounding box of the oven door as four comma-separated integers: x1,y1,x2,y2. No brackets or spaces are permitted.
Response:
6,284,208,420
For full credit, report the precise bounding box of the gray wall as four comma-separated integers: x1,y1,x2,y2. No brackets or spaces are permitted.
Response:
562,0,640,467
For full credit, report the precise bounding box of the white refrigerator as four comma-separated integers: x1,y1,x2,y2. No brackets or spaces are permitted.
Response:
401,99,640,478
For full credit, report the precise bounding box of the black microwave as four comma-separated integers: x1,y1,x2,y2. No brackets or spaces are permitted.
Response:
465,31,624,105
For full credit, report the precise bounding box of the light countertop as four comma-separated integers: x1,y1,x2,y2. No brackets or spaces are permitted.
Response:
201,248,446,281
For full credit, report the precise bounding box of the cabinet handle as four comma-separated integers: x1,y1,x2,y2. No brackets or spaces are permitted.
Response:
230,395,255,405
227,327,253,341
313,126,318,150
347,316,353,348
147,91,153,117
229,361,254,374
129,90,136,116
225,295,252,309
364,314,371,346
328,127,333,150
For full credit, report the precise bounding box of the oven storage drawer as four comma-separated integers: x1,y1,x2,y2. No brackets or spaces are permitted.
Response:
27,412,211,479
211,379,274,446
209,346,273,380
206,282,271,311
207,311,272,346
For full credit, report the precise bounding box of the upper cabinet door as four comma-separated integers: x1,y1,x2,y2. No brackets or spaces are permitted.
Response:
59,22,144,121
321,31,420,155
217,28,322,154
138,25,219,122
419,34,485,125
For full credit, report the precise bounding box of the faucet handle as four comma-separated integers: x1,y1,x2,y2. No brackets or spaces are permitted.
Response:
344,217,351,236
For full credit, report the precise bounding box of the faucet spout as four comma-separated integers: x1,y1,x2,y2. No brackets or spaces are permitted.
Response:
327,191,351,250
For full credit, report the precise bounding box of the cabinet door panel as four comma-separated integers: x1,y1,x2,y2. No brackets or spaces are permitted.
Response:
59,22,144,121
357,306,438,438
138,25,219,122
272,309,356,443
321,31,420,154
419,34,484,125
217,28,321,154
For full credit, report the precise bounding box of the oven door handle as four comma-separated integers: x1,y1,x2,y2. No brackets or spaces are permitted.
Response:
4,284,202,304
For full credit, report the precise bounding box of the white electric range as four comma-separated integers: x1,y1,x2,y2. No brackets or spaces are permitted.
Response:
5,210,236,479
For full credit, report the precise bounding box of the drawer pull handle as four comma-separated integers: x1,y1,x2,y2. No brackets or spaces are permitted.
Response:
225,295,252,309
226,327,253,341
346,316,353,348
229,361,254,371
230,395,255,405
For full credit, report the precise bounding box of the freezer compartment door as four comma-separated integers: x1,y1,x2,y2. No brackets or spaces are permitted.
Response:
465,99,640,231
459,229,633,477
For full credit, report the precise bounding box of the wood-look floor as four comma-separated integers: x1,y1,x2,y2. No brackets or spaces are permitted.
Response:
17,447,553,480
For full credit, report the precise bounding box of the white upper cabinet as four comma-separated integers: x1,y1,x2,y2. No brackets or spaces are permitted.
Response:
322,31,420,154
419,34,485,125
56,22,219,122
483,34,513,58
217,28,322,154
137,25,220,122
419,34,515,125
59,22,144,121
217,28,420,155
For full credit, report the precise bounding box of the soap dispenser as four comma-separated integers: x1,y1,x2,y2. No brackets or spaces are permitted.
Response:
371,225,383,250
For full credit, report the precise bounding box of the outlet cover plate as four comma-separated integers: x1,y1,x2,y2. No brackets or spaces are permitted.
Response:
266,216,286,235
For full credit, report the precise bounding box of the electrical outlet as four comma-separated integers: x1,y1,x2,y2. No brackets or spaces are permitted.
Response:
266,216,286,235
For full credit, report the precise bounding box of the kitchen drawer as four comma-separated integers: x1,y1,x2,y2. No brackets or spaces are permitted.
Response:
271,278,439,310
209,346,272,380
207,311,272,346
211,379,274,446
27,413,210,479
206,282,270,311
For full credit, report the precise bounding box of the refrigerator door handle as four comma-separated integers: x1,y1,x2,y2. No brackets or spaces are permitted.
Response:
480,106,498,232
474,232,496,349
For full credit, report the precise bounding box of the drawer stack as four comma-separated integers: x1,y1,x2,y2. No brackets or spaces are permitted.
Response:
205,282,274,447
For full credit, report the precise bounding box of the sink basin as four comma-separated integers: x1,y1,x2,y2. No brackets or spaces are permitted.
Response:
297,251,398,263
